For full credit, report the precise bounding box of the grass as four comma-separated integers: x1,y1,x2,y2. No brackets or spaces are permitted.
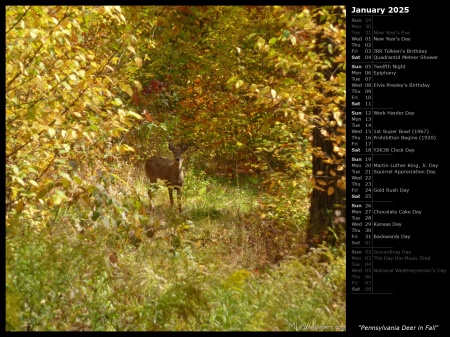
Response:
6,163,346,331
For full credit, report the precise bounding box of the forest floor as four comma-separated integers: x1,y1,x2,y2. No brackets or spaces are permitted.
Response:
6,163,346,331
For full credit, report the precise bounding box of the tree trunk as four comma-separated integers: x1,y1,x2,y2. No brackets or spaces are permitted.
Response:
308,6,346,244
308,123,346,242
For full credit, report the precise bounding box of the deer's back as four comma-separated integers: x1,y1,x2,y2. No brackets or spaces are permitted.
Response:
145,155,181,184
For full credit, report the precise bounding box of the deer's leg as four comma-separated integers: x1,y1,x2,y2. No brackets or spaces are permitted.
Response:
176,187,182,213
148,188,154,212
148,179,156,212
168,186,174,208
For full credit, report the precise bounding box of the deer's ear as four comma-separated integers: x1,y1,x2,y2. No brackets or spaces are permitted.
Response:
181,144,188,151
169,143,174,150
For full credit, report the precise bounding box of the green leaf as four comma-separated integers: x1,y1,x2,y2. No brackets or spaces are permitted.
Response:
28,180,39,187
11,165,20,175
113,97,123,106
58,171,72,181
14,177,26,186
35,187,48,201
51,193,65,206
92,210,101,221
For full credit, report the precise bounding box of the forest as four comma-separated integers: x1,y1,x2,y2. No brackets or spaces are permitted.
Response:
5,6,346,331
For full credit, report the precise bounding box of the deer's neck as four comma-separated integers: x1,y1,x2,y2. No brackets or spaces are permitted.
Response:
171,159,184,185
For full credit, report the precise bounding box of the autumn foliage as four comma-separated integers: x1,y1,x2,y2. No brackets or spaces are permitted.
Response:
6,6,346,331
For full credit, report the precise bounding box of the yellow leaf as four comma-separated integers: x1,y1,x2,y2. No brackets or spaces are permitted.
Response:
236,80,243,88
330,169,336,177
126,110,142,120
320,129,329,137
62,82,72,90
117,145,125,154
271,89,276,99
69,130,78,140
317,179,327,186
257,38,265,50
236,141,243,147
333,111,343,126
99,58,109,70
133,80,142,92
103,77,111,87
69,74,77,82
134,57,142,68
127,46,136,54
15,200,24,213
290,36,297,45
125,86,134,97
124,145,135,152
48,127,56,138
119,83,133,97
313,185,325,192
327,186,334,196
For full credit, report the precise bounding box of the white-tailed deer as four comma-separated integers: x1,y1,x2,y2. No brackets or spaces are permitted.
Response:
144,142,188,213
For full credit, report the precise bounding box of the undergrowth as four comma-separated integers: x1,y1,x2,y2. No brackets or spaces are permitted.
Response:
6,162,346,331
